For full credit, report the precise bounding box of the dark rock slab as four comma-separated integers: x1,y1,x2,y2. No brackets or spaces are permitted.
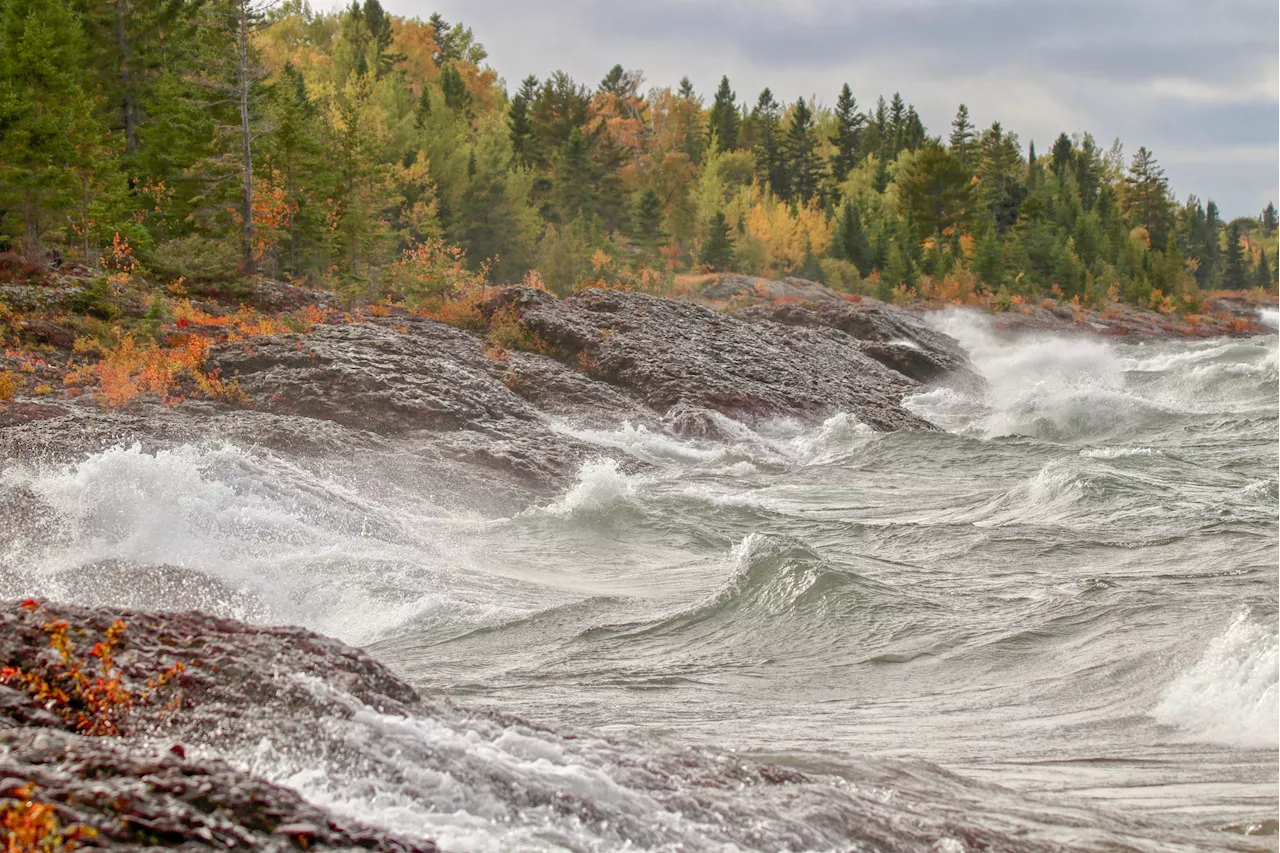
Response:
498,287,939,432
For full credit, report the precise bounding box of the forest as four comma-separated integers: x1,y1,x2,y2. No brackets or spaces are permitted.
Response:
2,0,1278,311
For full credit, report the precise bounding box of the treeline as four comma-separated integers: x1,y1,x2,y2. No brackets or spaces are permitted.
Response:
2,0,1276,306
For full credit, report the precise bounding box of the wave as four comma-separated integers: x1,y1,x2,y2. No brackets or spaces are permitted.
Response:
0,442,501,646
1153,611,1279,748
1079,447,1163,459
1259,307,1279,329
533,457,647,518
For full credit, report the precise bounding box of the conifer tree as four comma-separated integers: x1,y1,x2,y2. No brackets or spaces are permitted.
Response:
1222,221,1248,290
1262,202,1277,236
1253,247,1272,289
750,89,787,197
948,104,975,167
1121,146,1173,247
556,127,596,221
630,187,664,259
0,0,108,256
509,75,538,167
708,75,739,150
887,92,906,156
830,83,864,184
833,201,872,273
1050,132,1073,178
677,76,696,100
700,211,733,271
786,97,822,203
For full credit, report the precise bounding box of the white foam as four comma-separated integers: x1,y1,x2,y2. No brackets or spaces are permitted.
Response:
1079,447,1162,459
1153,612,1279,748
538,458,645,517
1258,307,1279,329
0,443,504,646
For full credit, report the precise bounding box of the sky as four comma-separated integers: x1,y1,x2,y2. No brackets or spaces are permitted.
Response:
373,0,1278,218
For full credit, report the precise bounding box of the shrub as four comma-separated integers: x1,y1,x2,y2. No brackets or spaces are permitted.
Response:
0,601,185,736
0,784,96,851
147,235,240,284
0,370,15,401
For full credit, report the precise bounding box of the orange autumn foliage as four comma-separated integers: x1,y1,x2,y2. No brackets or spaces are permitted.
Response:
0,784,96,853
0,601,185,737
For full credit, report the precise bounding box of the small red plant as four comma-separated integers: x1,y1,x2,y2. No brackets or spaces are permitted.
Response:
1,602,185,737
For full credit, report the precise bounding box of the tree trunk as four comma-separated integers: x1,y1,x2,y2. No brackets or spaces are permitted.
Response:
238,0,255,275
22,190,42,259
115,0,136,154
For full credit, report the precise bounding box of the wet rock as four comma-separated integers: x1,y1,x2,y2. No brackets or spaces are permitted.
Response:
0,729,436,852
699,274,846,305
203,316,611,487
499,286,938,432
735,298,976,385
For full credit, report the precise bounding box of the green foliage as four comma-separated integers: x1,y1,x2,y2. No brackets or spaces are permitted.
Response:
0,0,1261,317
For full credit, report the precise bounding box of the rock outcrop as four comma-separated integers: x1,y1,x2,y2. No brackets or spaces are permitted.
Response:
493,286,940,432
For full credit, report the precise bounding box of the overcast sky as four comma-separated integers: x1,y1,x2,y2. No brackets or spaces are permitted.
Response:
373,0,1277,218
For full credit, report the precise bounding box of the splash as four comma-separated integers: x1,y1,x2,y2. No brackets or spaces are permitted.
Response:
1153,612,1279,748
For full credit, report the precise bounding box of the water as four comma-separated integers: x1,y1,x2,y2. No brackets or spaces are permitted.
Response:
1,309,1276,851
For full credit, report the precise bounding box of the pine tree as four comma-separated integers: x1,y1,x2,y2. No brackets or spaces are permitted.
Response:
440,64,470,113
1253,247,1272,289
902,106,926,152
708,75,739,150
509,74,537,167
830,83,863,184
887,92,906,156
700,211,733,271
0,0,103,255
833,201,872,272
677,76,696,100
1262,202,1277,236
1121,146,1173,247
750,89,787,197
948,104,975,167
1222,221,1248,290
976,122,1027,234
630,187,664,258
556,127,596,220
1050,132,1073,178
895,142,974,241
786,97,821,203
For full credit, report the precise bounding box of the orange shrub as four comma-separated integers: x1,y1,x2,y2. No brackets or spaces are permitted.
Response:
1,601,185,736
0,784,96,852
0,370,15,401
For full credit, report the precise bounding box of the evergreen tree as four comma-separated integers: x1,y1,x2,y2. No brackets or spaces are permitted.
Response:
0,0,104,255
750,88,787,197
902,106,926,152
440,64,470,113
786,97,822,203
1121,146,1173,246
1222,221,1248,289
1262,202,1277,236
700,211,733,271
895,142,974,241
508,75,538,167
677,76,696,100
976,122,1027,234
833,201,872,272
708,75,739,150
1252,247,1272,289
630,187,664,257
555,127,596,221
887,92,906,155
1050,132,1073,178
948,103,975,167
830,83,863,184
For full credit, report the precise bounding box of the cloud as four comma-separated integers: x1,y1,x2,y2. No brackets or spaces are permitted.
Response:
380,0,1278,216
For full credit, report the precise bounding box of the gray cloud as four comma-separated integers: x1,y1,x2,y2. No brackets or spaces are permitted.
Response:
382,0,1278,216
